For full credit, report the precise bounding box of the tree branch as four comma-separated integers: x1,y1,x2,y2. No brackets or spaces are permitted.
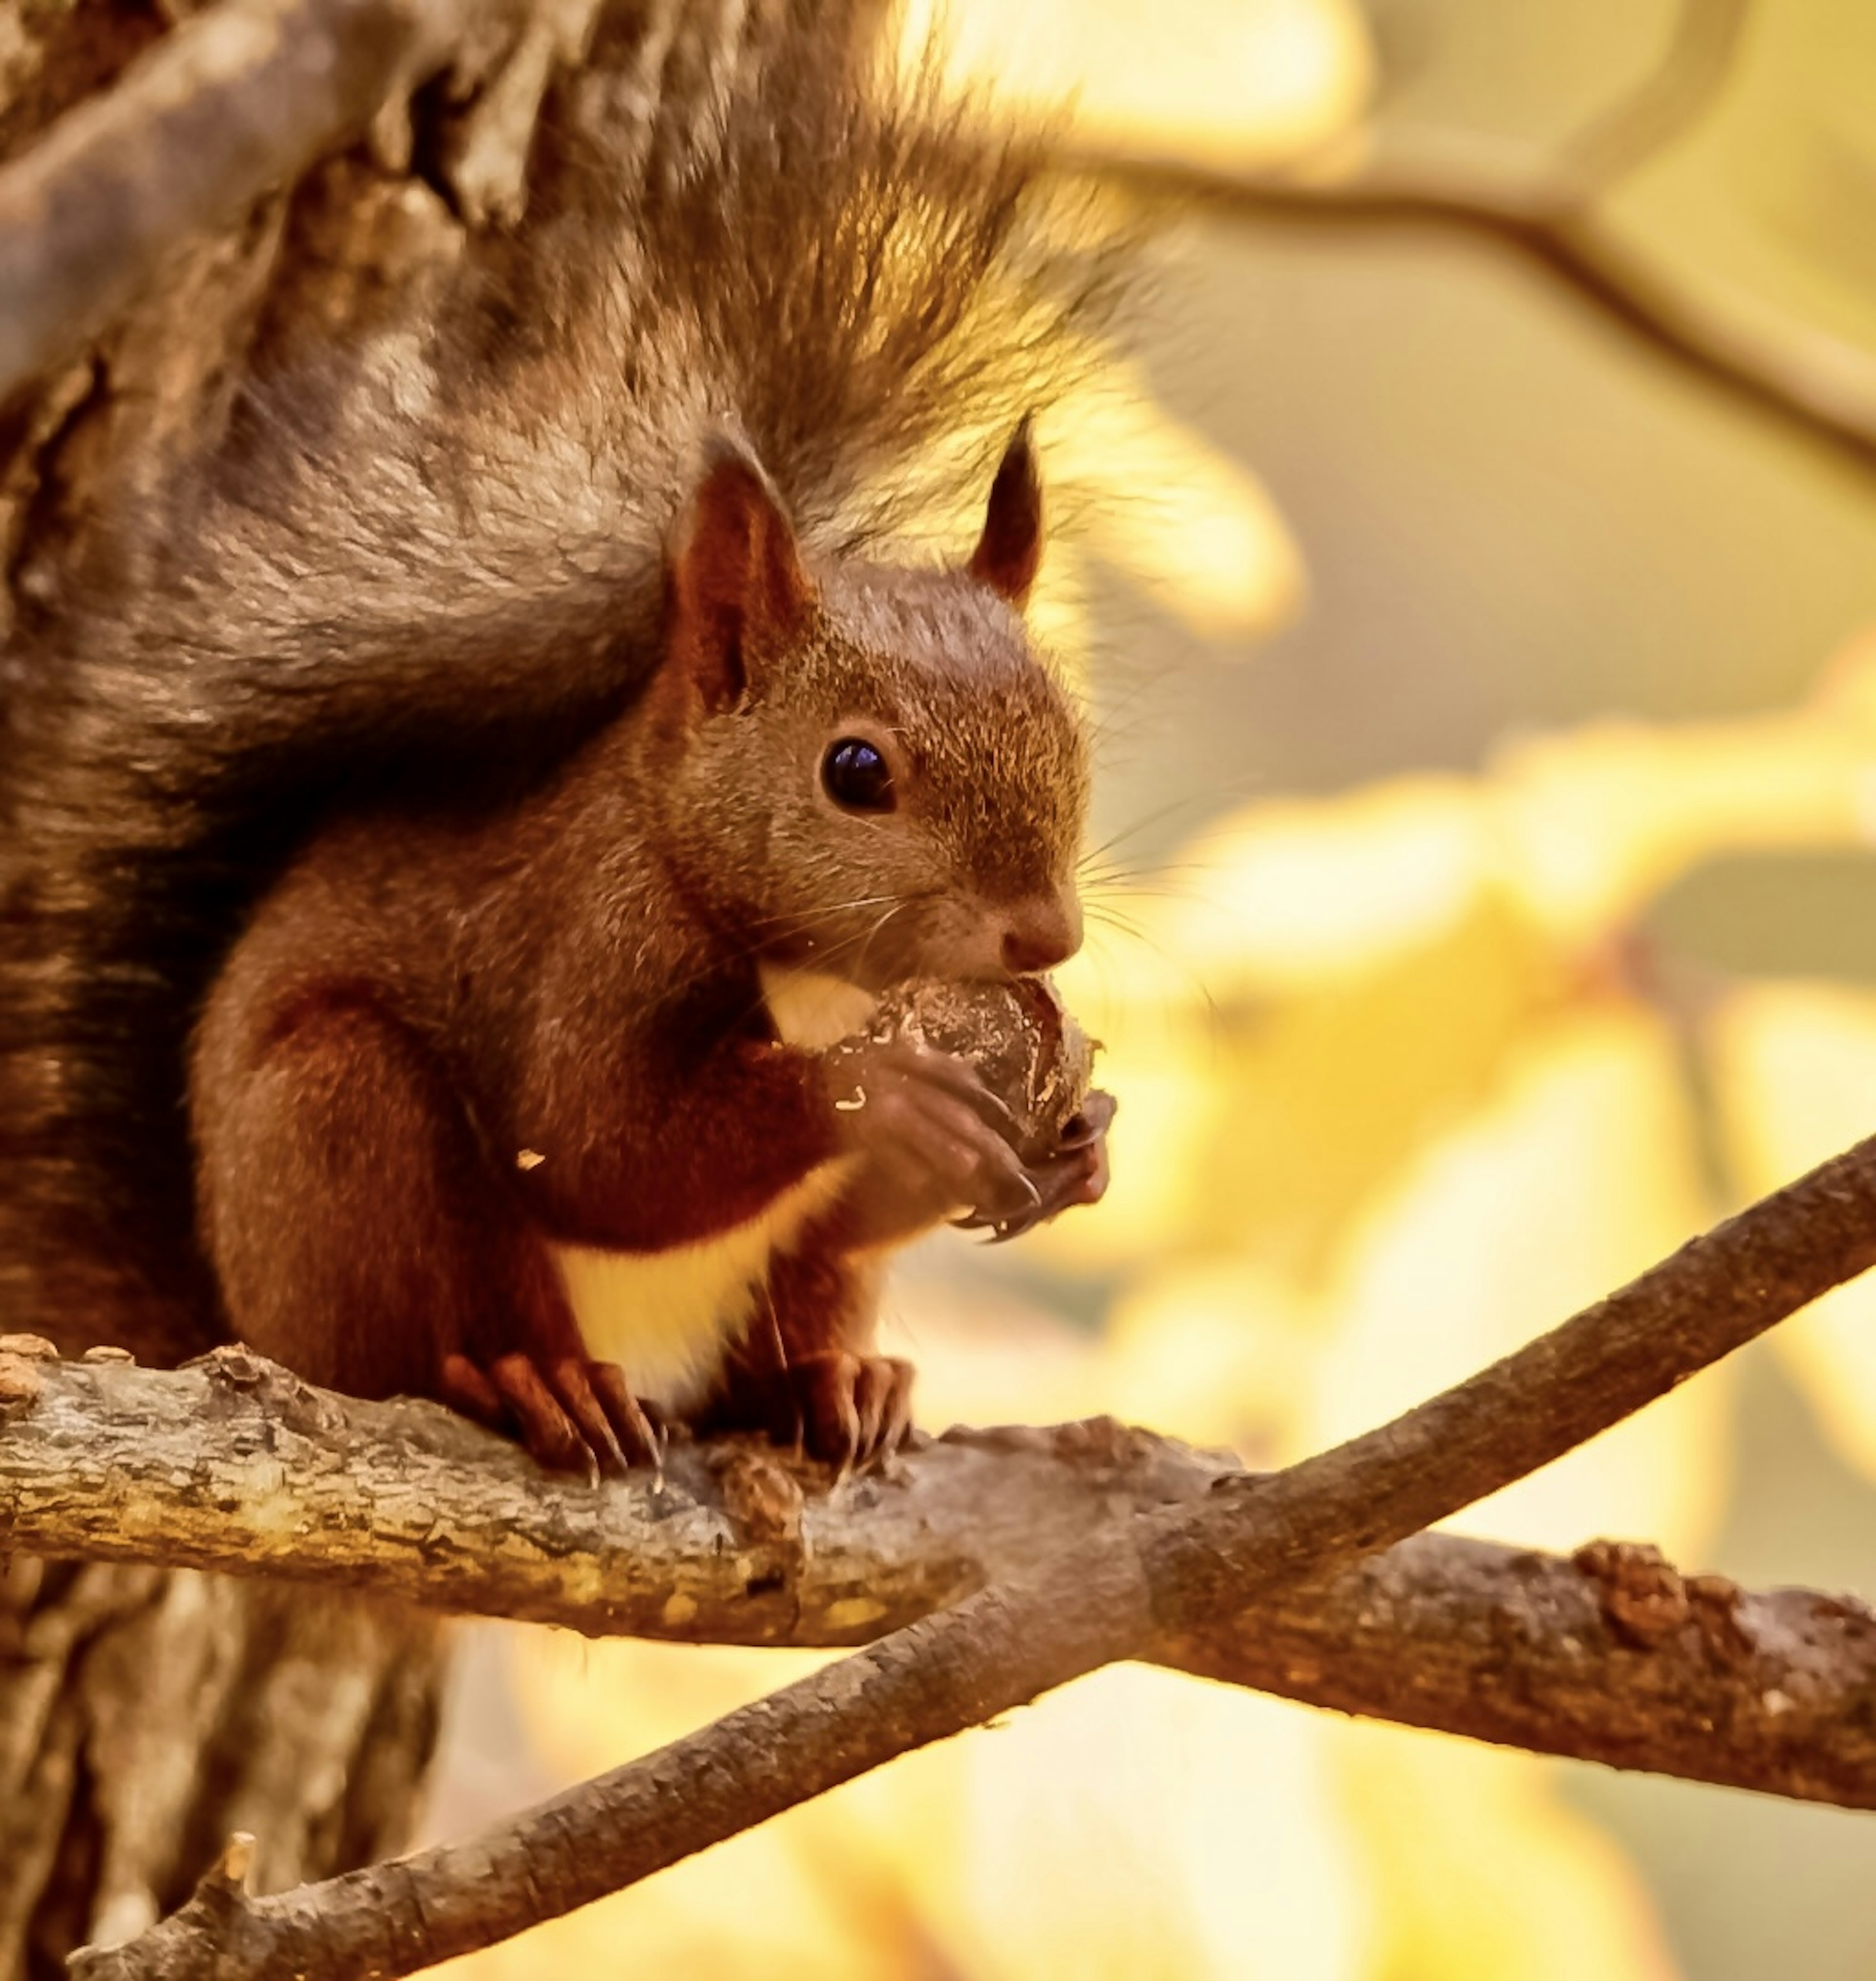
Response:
28,1125,1876,1979
1085,156,1876,476
1070,0,1876,482
5,1344,1875,1811
1163,1533,1876,1809
1549,0,1748,196
0,1344,1231,1647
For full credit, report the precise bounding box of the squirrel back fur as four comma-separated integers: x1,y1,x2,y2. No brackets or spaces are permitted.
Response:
0,5,1118,1363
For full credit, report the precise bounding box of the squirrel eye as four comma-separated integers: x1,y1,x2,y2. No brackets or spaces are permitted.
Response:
822,737,895,812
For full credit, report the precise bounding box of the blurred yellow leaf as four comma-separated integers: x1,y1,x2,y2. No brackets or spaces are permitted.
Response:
1169,705,1876,1000
1334,1730,1677,1981
902,0,1373,171
1045,366,1308,643
1208,903,1563,1280
1308,1002,1727,1558
1491,713,1876,947
878,1269,1118,1429
1052,895,1559,1280
1170,777,1491,993
1101,1256,1318,1461
1812,624,1876,733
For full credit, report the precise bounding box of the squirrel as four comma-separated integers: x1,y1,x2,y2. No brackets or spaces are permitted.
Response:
0,8,1116,1474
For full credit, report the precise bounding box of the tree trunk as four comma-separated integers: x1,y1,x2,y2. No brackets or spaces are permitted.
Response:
0,0,470,1954
0,1564,441,1979
0,0,776,1964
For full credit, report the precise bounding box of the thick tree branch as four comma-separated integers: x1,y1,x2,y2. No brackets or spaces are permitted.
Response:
0,0,517,402
32,1126,1876,1980
0,1345,1230,1647
1164,1534,1876,1810
4,1344,1875,1811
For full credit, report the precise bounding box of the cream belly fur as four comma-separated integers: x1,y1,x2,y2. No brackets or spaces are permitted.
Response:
547,964,876,1409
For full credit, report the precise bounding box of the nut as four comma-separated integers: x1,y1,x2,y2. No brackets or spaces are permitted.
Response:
871,976,1096,1162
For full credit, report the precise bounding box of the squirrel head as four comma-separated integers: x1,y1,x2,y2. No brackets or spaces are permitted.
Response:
638,427,1088,989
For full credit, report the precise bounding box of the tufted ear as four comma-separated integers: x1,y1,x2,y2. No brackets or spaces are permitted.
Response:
665,437,815,712
967,417,1044,608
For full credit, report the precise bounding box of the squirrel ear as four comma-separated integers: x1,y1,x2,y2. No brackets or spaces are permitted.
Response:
968,417,1044,608
666,438,814,711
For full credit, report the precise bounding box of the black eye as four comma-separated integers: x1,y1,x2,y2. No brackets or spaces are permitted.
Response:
822,737,895,812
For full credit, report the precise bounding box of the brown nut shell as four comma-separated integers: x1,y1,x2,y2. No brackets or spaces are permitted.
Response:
869,976,1095,1163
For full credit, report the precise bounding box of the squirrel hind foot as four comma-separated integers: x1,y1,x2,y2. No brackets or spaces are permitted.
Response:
789,1349,916,1474
440,1348,664,1478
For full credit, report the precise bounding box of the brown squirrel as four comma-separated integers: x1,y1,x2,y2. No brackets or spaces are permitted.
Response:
0,9,1115,1473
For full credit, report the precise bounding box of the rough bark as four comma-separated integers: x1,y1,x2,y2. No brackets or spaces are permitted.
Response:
0,1562,441,1981
1162,1534,1876,1809
0,1344,1226,1646
6,1341,1876,1813
0,0,517,400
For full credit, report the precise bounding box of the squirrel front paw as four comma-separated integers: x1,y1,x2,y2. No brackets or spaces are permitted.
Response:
955,1087,1115,1242
820,1034,1040,1246
439,1349,664,1477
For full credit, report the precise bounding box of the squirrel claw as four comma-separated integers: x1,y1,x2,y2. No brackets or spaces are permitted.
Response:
952,1088,1114,1243
586,1359,667,1473
822,1034,1041,1244
786,1350,915,1471
441,1348,661,1477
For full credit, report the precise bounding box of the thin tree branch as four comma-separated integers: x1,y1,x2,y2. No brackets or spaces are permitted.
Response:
1139,1123,1876,1631
0,0,517,403
1550,0,1749,197
1080,152,1876,478
48,1126,1876,1980
1067,0,1876,484
5,1346,1875,1809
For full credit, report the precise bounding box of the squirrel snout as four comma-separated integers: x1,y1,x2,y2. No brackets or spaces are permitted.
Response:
998,892,1082,976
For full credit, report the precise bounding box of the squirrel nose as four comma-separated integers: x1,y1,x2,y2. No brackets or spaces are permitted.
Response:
999,893,1082,975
